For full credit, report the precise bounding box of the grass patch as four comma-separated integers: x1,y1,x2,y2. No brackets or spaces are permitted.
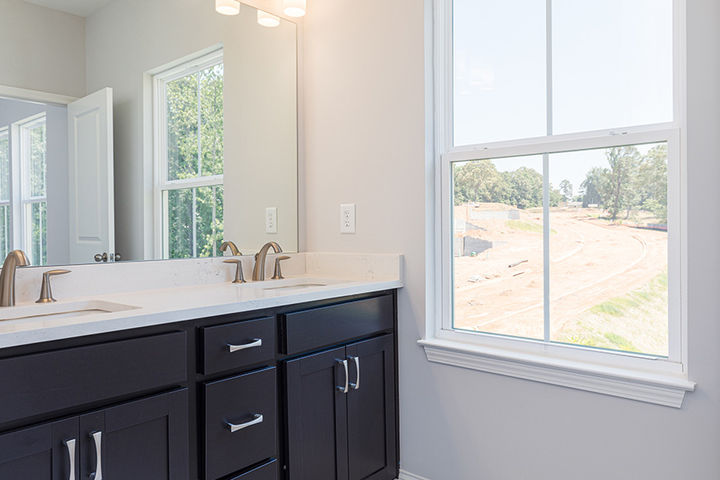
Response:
506,220,542,233
588,271,667,318
556,270,668,355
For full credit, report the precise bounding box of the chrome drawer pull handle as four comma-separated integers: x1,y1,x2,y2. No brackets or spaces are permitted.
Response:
336,359,349,393
226,414,264,433
90,431,102,480
349,356,360,390
227,338,262,353
63,438,76,480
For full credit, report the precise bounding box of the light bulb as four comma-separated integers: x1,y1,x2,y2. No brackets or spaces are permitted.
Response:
283,0,306,17
257,10,281,27
215,0,240,15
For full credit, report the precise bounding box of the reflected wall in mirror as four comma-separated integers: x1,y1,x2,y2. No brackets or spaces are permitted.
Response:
0,0,298,266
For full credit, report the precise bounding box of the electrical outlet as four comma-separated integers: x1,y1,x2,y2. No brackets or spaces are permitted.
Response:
265,207,278,233
340,203,355,234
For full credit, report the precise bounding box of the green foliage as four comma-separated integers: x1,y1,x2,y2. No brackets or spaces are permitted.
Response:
453,160,555,209
580,145,668,222
165,64,225,259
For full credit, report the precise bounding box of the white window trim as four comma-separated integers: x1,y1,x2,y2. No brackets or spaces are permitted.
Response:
152,48,224,259
0,127,10,257
422,0,694,408
6,113,48,265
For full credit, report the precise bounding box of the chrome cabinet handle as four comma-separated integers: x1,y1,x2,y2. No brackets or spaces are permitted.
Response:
349,356,360,390
63,438,76,480
225,414,263,433
90,431,102,480
227,338,262,352
336,359,349,393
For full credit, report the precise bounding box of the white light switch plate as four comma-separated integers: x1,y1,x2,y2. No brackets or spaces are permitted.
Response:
265,207,278,233
340,203,356,234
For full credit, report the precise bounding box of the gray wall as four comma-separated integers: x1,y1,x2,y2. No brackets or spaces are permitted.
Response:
302,0,720,478
0,0,85,98
0,98,69,265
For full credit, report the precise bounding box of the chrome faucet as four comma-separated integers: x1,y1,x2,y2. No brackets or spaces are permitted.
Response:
0,250,30,307
220,241,242,256
252,242,282,281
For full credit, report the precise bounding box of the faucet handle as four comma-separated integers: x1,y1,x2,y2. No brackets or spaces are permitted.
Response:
36,269,71,304
271,256,291,280
223,259,247,284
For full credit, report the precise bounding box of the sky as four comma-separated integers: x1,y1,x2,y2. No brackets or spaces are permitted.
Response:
452,0,673,189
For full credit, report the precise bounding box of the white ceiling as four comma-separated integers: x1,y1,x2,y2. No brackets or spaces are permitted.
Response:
23,0,112,17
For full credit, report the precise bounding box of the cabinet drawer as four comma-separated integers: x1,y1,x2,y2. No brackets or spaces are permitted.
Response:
204,367,277,480
281,295,394,355
0,332,187,425
229,459,278,480
202,317,275,375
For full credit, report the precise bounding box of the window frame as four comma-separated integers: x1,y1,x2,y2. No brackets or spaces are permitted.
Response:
0,126,10,259
17,113,48,266
423,0,693,407
152,49,224,259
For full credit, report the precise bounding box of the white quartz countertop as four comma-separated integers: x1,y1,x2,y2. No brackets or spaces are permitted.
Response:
0,275,402,349
0,253,404,349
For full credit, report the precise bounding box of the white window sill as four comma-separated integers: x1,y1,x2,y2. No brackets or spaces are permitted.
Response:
418,337,695,408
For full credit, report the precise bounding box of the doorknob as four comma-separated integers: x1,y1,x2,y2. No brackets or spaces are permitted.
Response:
94,253,108,263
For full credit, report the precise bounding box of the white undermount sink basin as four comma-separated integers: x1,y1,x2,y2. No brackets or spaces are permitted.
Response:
244,278,333,292
0,300,139,322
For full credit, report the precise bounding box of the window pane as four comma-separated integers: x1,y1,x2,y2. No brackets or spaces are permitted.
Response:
165,185,223,259
548,143,668,356
166,188,194,259
199,64,224,177
552,0,673,133
453,0,546,146
27,201,47,266
27,121,46,198
167,73,200,181
166,63,224,181
452,156,544,340
195,185,224,257
0,206,9,260
0,130,9,202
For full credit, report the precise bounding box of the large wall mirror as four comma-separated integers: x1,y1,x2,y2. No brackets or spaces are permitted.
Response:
0,0,298,266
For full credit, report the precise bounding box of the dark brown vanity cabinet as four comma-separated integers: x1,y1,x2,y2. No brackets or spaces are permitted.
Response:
0,290,398,480
0,389,188,479
286,334,397,480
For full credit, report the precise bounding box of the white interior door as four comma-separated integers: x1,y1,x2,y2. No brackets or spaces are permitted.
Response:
67,87,115,263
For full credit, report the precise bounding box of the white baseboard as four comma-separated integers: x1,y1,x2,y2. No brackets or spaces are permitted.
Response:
398,469,432,480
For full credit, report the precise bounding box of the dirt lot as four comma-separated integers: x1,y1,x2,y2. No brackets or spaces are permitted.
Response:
453,206,668,355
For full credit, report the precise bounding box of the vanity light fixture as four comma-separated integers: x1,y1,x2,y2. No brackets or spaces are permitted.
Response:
216,0,240,15
257,10,281,27
283,0,306,17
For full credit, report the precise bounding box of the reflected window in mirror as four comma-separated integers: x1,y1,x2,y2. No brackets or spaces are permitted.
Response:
0,114,48,265
154,49,225,260
0,127,9,260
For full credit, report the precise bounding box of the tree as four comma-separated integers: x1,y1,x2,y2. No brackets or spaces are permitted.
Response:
559,180,573,202
501,167,543,209
580,167,607,208
600,146,641,220
453,160,505,206
635,144,668,222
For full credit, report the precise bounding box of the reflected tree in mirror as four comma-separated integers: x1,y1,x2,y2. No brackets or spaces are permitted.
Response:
163,62,224,259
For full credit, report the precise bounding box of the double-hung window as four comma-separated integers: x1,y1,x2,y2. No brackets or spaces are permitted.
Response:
425,0,693,407
0,114,48,265
153,49,224,259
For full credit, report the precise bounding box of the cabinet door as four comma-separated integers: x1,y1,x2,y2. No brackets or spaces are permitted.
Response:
0,418,78,480
80,389,189,480
286,346,349,480
346,335,397,480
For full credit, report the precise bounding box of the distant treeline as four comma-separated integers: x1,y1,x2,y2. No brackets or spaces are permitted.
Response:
453,145,668,222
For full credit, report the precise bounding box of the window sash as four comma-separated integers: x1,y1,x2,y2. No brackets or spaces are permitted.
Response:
433,0,687,373
152,48,224,259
